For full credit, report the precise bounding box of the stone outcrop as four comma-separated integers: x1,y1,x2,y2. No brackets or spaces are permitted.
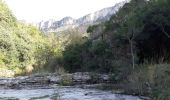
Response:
0,72,112,89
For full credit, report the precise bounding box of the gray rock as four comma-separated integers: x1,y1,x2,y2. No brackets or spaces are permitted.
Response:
47,75,61,83
0,72,112,89
39,1,128,33
72,72,91,82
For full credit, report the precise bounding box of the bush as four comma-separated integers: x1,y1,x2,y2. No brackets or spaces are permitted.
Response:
150,64,170,100
124,65,150,96
123,63,170,99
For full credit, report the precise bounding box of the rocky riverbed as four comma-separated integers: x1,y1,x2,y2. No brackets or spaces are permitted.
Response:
0,72,111,89
0,87,143,100
0,73,147,100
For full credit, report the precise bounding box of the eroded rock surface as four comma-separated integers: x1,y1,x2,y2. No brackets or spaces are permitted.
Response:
0,72,111,89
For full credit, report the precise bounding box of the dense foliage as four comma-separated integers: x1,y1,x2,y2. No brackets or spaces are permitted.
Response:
63,0,170,72
0,0,62,75
62,0,170,99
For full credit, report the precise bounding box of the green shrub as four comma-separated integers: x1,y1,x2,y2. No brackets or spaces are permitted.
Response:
59,74,73,86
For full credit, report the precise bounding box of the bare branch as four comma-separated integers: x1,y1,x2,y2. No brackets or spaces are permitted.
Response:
160,24,170,39
155,22,170,39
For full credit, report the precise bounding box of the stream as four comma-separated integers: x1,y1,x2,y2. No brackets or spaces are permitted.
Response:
0,73,145,100
0,86,142,100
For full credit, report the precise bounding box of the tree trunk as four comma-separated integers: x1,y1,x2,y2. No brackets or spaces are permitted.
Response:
130,39,135,69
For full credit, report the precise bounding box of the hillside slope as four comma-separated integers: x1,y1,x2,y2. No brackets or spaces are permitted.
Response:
0,0,62,76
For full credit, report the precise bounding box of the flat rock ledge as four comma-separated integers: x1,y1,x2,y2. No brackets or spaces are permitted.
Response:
0,72,111,89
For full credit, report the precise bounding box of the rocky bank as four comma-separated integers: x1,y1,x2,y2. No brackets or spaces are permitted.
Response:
0,72,111,89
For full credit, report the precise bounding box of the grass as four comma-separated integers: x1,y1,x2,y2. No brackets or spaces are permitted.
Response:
122,63,170,99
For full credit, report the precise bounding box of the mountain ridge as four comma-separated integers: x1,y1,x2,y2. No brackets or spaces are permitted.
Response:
39,1,128,33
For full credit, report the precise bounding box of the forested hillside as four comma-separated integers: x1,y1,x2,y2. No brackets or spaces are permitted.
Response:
0,0,62,76
0,0,170,99
62,0,170,99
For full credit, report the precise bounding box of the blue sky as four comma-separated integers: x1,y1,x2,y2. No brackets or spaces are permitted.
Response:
4,0,124,23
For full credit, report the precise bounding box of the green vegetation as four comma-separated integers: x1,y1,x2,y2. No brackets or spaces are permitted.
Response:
0,0,170,99
62,0,170,99
0,0,62,75
59,74,73,86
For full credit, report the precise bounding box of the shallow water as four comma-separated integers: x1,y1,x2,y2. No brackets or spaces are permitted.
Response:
0,87,142,100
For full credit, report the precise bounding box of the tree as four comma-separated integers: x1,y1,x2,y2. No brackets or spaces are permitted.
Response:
116,0,145,69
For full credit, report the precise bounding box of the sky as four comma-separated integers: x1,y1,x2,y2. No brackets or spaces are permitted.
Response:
4,0,124,23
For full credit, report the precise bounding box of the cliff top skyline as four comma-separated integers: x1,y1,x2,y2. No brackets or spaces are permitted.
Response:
4,0,124,23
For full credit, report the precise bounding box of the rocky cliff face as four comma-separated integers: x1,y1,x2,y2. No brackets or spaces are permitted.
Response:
39,1,127,33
